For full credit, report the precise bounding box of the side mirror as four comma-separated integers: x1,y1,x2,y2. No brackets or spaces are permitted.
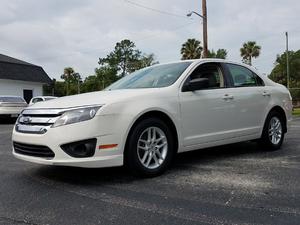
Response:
183,78,209,92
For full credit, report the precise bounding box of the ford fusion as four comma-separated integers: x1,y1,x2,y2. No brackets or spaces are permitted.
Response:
12,59,292,176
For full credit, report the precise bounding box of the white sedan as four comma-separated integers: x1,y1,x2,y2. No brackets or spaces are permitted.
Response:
12,59,292,176
0,96,28,118
29,96,57,106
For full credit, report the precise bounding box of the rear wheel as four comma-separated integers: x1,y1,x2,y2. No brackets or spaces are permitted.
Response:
125,118,175,177
259,111,285,150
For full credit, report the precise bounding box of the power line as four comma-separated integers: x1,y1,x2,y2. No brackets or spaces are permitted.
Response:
124,0,191,19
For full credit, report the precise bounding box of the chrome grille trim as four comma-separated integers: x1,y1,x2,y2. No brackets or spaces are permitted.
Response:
22,109,63,115
15,124,51,134
16,109,63,134
18,116,60,125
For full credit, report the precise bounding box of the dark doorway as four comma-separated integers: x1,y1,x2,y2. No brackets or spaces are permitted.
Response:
23,89,33,103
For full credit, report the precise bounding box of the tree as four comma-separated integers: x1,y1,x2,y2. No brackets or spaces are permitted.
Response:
99,39,157,77
43,81,67,97
73,73,82,94
240,41,261,65
57,40,157,95
207,49,228,59
130,53,158,71
80,75,100,93
53,81,67,97
95,66,119,90
180,38,202,59
61,67,74,95
60,67,82,95
269,50,300,100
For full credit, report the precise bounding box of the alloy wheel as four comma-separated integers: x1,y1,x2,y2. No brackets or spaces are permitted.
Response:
268,116,282,145
137,127,168,169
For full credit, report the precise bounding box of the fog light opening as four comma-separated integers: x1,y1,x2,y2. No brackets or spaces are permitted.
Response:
61,139,97,158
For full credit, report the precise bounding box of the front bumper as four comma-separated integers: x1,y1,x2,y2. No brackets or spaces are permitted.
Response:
13,152,123,168
12,115,125,168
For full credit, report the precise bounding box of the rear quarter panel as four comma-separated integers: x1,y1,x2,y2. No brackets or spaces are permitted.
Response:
264,84,292,131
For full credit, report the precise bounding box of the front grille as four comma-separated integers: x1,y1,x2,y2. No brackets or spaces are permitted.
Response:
13,142,55,159
16,109,62,134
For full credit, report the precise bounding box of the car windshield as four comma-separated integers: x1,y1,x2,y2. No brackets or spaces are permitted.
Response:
0,97,25,103
106,62,192,90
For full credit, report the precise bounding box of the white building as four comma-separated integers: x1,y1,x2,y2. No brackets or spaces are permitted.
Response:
0,54,51,103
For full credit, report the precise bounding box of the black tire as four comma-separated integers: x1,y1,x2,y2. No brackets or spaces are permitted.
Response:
259,111,285,151
125,117,175,177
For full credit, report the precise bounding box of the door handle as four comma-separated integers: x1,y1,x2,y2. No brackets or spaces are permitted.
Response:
262,91,271,97
222,94,234,100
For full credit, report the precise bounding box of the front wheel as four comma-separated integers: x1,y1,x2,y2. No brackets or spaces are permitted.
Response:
125,118,175,177
259,111,285,150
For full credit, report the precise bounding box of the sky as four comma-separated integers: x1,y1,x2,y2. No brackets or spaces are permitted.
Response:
0,0,299,80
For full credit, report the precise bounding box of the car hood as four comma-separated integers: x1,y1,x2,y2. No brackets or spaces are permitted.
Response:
29,89,167,109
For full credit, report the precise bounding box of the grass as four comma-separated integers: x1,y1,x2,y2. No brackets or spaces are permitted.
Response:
292,108,300,116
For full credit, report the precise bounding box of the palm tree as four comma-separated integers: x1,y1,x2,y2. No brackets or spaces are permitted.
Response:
61,67,75,95
208,49,228,59
180,38,202,59
215,49,227,59
240,41,261,66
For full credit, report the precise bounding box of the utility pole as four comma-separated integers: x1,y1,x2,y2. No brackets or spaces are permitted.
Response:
202,0,208,58
187,0,208,58
286,32,290,89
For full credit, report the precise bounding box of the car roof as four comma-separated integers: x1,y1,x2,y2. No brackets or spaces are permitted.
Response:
154,59,260,74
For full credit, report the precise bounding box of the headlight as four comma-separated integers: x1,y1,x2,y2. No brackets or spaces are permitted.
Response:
52,106,101,128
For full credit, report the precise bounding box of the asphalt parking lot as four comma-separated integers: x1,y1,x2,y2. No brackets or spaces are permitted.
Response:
0,118,300,225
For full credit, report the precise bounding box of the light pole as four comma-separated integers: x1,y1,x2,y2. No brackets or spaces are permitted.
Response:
187,0,208,58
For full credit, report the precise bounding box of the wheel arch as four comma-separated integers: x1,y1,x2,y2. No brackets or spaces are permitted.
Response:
266,105,287,133
124,110,179,157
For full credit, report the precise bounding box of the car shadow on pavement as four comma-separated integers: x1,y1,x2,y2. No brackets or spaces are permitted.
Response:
31,141,271,185
32,165,137,185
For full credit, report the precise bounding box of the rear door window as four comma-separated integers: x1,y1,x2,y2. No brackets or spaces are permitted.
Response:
225,63,264,87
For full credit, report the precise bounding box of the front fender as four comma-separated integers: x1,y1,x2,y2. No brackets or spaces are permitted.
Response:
98,96,181,154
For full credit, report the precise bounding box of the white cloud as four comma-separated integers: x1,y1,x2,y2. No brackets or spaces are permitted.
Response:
0,0,299,79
